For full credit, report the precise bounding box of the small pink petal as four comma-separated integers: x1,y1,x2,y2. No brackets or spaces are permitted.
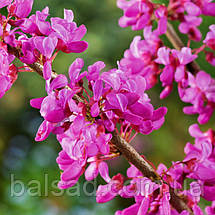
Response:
66,41,88,53
85,162,99,181
137,198,149,215
30,97,45,109
93,79,103,101
43,61,52,80
64,9,74,22
91,102,100,117
35,120,53,141
96,184,117,203
98,162,111,183
50,74,68,91
61,161,82,181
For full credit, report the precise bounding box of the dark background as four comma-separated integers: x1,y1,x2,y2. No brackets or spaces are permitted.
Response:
0,0,214,214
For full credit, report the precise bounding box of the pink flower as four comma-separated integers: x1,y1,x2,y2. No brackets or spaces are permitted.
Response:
35,7,52,36
68,58,86,90
0,49,17,98
114,164,177,215
184,2,201,16
204,25,215,50
56,150,84,189
205,51,215,66
154,5,167,35
117,0,153,31
34,120,54,141
96,173,124,203
9,0,34,18
155,47,197,98
180,71,215,124
85,161,110,181
102,68,167,134
181,124,215,201
19,7,51,35
19,37,37,64
87,61,105,82
33,35,57,59
119,28,162,90
51,9,88,53
179,15,202,41
32,35,58,79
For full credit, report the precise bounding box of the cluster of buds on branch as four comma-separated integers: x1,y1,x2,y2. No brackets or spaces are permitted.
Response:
1,0,215,214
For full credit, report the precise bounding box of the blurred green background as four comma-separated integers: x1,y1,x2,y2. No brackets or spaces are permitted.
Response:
0,0,214,214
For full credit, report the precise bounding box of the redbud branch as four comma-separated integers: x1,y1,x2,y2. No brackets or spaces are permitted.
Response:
8,45,193,214
111,130,161,181
166,22,184,51
166,22,200,74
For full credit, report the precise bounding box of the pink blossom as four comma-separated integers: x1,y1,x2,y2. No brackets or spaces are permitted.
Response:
117,0,153,31
51,9,88,53
9,0,34,18
33,35,57,59
155,47,197,98
119,28,161,90
0,49,17,98
205,51,215,66
102,68,167,134
180,71,215,124
179,15,202,41
204,25,215,50
35,7,52,36
154,5,167,35
56,150,84,189
96,173,124,203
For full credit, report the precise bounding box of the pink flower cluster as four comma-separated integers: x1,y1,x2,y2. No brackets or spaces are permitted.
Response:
0,0,87,82
117,0,167,34
117,0,215,41
179,71,215,124
30,56,167,188
97,163,183,215
96,160,211,215
184,124,215,202
1,0,215,214
118,2,215,124
157,124,215,214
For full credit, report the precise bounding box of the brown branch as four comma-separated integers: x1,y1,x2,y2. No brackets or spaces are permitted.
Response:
166,22,200,74
111,131,161,181
8,45,193,214
169,188,191,214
